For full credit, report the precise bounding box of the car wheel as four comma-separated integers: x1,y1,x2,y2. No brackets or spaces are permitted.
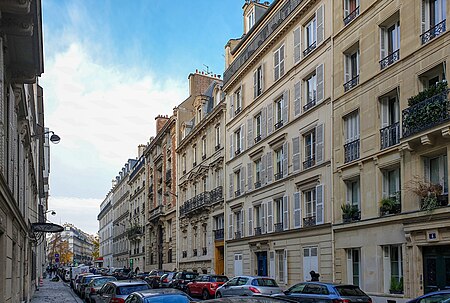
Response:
202,289,210,300
216,291,222,298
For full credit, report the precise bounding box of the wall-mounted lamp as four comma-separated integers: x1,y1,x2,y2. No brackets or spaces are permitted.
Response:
33,130,61,144
45,210,57,216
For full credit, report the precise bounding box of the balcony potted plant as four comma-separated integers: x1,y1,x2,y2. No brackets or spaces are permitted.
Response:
341,203,359,223
389,277,403,294
408,178,444,212
380,197,400,216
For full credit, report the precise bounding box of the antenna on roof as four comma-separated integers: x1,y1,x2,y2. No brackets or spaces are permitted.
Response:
203,64,212,75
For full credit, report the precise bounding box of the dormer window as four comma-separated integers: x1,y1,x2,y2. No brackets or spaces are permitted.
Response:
247,9,255,32
197,107,202,123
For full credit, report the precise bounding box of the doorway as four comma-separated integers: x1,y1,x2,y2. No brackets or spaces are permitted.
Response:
256,251,268,276
423,245,450,293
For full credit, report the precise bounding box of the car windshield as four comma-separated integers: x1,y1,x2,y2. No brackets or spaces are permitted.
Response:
93,278,114,286
211,276,228,282
184,273,197,279
144,294,190,303
252,278,279,287
117,284,149,295
335,285,367,296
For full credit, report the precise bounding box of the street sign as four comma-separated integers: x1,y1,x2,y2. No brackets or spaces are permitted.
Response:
55,253,59,258
55,257,60,263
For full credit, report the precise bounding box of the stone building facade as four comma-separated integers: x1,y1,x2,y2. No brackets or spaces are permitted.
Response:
98,191,114,268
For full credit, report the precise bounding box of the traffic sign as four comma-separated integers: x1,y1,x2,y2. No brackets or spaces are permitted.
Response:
55,253,59,258
55,257,60,263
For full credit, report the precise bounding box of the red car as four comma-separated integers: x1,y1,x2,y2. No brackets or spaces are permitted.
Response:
186,274,228,300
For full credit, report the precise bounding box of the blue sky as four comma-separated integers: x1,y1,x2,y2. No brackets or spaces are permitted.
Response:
40,0,253,234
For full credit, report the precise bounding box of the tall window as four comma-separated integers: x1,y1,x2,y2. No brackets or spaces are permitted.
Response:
421,0,447,44
235,128,242,155
274,44,285,81
247,9,255,31
347,179,361,210
197,107,202,123
215,125,220,149
344,0,360,25
254,65,264,98
235,88,242,114
202,136,207,159
347,248,361,286
383,168,400,200
193,145,197,166
425,154,448,194
275,97,284,129
344,111,360,163
276,250,287,283
344,48,360,91
255,159,262,187
304,130,316,169
275,148,283,180
305,17,316,53
255,114,262,142
380,95,400,149
274,198,283,228
215,215,224,230
382,245,403,293
304,188,316,221
380,18,400,69
305,73,317,110
182,154,186,173
235,211,243,237
235,170,241,196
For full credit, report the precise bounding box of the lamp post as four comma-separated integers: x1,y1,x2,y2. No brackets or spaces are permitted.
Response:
32,130,61,144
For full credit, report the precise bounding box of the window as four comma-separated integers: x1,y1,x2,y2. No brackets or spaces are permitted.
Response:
197,107,202,123
344,0,360,25
380,95,400,149
344,111,360,163
274,198,283,232
274,45,285,81
202,136,207,159
383,245,403,293
304,17,317,57
255,159,262,188
235,210,244,238
254,204,263,235
276,250,287,283
182,154,186,173
346,178,361,210
275,148,283,180
304,73,317,111
424,154,448,194
247,9,255,32
235,88,242,115
193,145,197,166
275,97,284,129
304,188,316,223
235,169,242,196
203,178,207,192
215,89,221,106
383,168,400,200
380,17,400,69
215,125,220,149
421,0,447,44
347,248,361,286
235,128,242,155
254,65,264,98
255,114,262,143
344,47,360,91
304,130,316,169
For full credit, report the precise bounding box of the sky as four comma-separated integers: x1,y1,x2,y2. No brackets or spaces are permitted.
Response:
40,0,251,234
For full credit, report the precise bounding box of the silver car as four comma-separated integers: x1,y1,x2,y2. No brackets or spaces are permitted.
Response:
84,276,117,303
96,280,150,303
215,276,283,298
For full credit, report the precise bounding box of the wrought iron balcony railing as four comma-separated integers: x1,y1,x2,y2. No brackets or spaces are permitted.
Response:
344,75,359,92
402,89,450,138
180,191,212,217
235,189,241,197
274,223,283,233
235,231,242,239
380,122,400,149
274,121,284,130
303,156,315,170
193,249,197,257
127,225,144,239
202,247,207,255
303,216,316,227
421,19,446,45
214,228,224,240
254,180,261,189
274,172,283,181
193,161,197,167
254,134,262,143
254,226,262,236
235,148,241,156
380,49,400,69
235,107,242,115
344,139,360,163
215,144,221,151
210,186,223,202
343,6,359,25
303,98,316,112
303,41,317,57
182,251,187,258
342,209,361,223
202,154,206,160
149,205,164,221
380,193,402,216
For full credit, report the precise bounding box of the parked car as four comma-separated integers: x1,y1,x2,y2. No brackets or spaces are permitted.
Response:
124,288,195,303
186,275,228,300
159,272,176,288
84,276,117,303
112,268,132,280
273,282,372,303
215,276,283,298
205,297,298,303
96,280,150,303
172,271,199,292
79,274,102,299
74,273,94,294
406,290,450,303
144,270,171,288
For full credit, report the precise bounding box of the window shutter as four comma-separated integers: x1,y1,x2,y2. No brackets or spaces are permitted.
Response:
316,184,324,224
247,162,253,191
383,246,391,293
344,55,351,83
274,50,280,81
229,173,234,199
316,124,324,164
282,89,289,124
380,28,386,61
229,94,234,119
248,207,253,236
240,166,246,194
346,250,353,284
228,213,233,240
261,107,267,138
424,158,431,182
292,136,300,171
241,209,245,237
240,84,244,109
262,202,267,234
247,118,253,149
261,63,265,93
381,98,389,128
294,81,301,116
267,200,273,233
284,249,288,284
316,5,324,45
293,192,301,228
344,0,349,17
283,142,289,178
267,103,273,135
253,69,258,99
267,151,273,183
316,64,324,103
294,27,301,63
283,195,289,230
229,133,234,160
261,154,267,185
421,1,428,33
240,124,245,152
269,251,276,278
280,45,285,77
356,50,360,76
382,171,388,198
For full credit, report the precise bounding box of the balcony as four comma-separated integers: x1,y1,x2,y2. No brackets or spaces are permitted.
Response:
274,172,283,181
380,193,402,216
235,231,242,239
274,121,284,130
303,157,315,170
344,75,359,92
254,181,261,189
127,225,143,240
149,205,164,222
193,249,197,257
235,148,241,156
380,50,400,70
214,228,224,241
274,223,283,233
380,123,400,149
235,189,241,197
421,19,446,45
210,186,223,202
202,247,207,256
165,169,172,183
182,251,187,258
303,216,317,227
254,227,262,236
254,134,262,144
420,194,448,211
303,41,317,57
344,139,360,163
343,6,359,25
215,144,221,151
342,204,361,223
303,98,316,112
235,107,242,115
402,89,450,138
180,191,212,217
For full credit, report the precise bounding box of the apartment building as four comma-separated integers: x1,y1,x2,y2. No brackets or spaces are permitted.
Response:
112,159,136,268
332,0,450,300
223,0,334,286
98,191,114,268
59,223,94,265
145,115,177,271
128,148,147,271
176,72,225,274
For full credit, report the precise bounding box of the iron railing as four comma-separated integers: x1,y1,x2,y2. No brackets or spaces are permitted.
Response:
165,169,171,183
380,49,400,69
380,122,400,149
254,134,262,143
380,192,402,216
182,251,187,258
193,249,197,257
344,139,360,163
235,107,242,115
254,181,261,189
303,98,316,112
274,121,284,130
303,156,315,169
235,189,241,197
214,229,224,240
421,19,446,44
303,216,316,227
254,227,262,235
211,186,223,202
274,172,283,181
344,75,359,92
274,223,283,233
235,231,242,239
149,205,164,221
215,144,221,151
202,247,207,255
343,6,359,25
235,148,241,156
303,41,317,57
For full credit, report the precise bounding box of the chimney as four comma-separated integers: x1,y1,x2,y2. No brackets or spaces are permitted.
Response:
155,115,170,133
188,70,216,96
138,144,146,157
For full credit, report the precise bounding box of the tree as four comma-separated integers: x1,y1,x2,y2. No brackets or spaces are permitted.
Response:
91,236,100,260
47,233,73,265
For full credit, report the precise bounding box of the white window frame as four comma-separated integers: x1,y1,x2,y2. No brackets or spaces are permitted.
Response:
215,124,220,147
202,136,207,158
276,148,283,177
344,49,360,84
425,154,448,194
275,96,284,125
344,0,360,19
235,88,242,113
305,17,317,50
304,188,316,219
346,178,361,209
274,44,285,81
422,0,447,32
247,9,255,31
255,114,262,139
304,130,316,164
382,168,400,199
305,73,317,106
255,159,262,183
254,65,264,98
347,248,361,286
344,111,360,144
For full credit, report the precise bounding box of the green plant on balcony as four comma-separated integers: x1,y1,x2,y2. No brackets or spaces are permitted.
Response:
389,277,404,294
408,81,448,106
407,178,443,212
341,203,359,222
380,197,397,214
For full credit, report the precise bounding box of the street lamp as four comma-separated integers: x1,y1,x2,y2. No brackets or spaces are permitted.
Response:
32,130,61,144
45,210,57,216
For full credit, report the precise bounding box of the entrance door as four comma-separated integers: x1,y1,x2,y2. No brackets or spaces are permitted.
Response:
215,246,224,275
256,252,268,276
234,253,243,276
303,247,319,282
423,245,450,293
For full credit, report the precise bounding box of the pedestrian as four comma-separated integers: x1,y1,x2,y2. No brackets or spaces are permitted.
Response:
135,266,140,274
310,270,320,281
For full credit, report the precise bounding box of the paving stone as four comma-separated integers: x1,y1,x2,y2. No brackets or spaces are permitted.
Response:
30,277,83,303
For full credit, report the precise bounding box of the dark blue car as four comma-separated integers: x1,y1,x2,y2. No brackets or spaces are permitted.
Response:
406,290,450,303
273,282,372,303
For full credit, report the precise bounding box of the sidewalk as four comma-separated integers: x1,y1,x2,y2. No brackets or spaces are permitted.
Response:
31,277,83,303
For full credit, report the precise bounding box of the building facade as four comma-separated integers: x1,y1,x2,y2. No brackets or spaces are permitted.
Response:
58,223,94,265
176,72,225,274
98,191,114,268
222,0,334,287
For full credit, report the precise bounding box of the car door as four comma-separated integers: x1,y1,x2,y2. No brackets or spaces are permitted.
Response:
101,284,115,303
222,277,238,297
302,283,330,302
236,277,250,296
